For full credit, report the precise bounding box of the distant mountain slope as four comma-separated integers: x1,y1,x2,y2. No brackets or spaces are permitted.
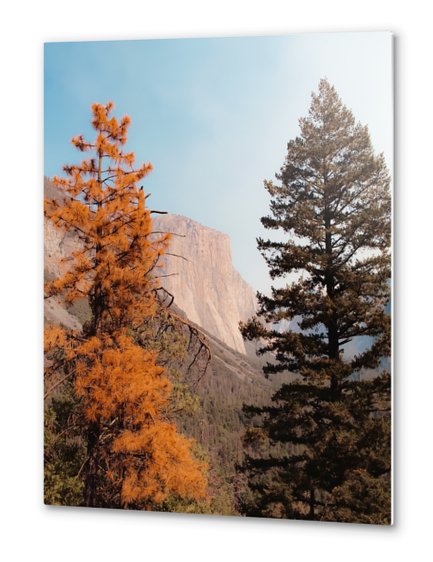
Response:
152,215,258,354
171,307,293,485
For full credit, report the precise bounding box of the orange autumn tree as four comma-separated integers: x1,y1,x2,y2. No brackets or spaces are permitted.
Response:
44,101,208,509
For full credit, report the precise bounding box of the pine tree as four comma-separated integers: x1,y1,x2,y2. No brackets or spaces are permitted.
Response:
240,79,391,524
44,102,208,509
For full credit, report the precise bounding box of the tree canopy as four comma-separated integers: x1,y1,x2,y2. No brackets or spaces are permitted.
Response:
44,102,208,509
240,79,391,524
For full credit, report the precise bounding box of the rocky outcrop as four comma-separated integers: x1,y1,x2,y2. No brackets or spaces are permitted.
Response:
152,215,257,354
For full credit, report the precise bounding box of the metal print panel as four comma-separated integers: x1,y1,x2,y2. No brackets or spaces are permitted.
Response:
44,32,393,524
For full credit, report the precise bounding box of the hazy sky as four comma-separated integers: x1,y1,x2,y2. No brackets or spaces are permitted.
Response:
44,32,393,295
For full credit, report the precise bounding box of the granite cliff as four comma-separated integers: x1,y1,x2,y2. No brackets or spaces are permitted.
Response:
152,215,257,354
44,178,83,330
44,179,257,352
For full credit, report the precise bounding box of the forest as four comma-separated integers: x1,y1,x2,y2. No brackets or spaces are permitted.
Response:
44,80,391,524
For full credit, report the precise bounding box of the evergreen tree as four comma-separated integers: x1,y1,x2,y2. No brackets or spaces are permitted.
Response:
240,79,391,524
44,102,208,510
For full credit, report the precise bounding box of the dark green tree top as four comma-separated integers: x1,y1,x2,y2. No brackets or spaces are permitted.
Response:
244,78,391,385
240,79,392,524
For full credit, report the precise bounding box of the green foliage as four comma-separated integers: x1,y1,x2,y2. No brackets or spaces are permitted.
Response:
323,470,391,525
172,331,293,516
240,79,391,524
241,372,391,522
44,385,86,506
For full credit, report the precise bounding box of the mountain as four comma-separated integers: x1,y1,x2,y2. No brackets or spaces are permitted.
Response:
45,179,258,354
44,178,287,511
152,214,258,354
44,178,84,330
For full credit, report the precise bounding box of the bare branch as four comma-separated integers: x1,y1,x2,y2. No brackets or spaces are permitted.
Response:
157,273,180,279
165,252,190,262
152,230,186,238
44,369,77,401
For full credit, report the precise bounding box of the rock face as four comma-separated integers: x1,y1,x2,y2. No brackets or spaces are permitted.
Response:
44,177,257,352
44,218,83,278
44,177,85,278
44,218,84,331
152,215,257,354
44,177,84,330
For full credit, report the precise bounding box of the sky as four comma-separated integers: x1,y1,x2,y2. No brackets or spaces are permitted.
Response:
44,32,393,295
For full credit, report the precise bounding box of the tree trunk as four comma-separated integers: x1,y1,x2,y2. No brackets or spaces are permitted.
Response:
324,199,341,399
84,424,99,507
309,488,315,519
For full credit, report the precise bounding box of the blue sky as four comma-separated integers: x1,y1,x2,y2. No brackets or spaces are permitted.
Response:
44,32,393,295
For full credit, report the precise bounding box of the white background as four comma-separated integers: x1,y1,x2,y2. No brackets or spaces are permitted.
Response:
1,1,430,561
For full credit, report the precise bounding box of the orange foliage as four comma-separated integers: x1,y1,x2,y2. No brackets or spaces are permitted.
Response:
44,102,207,509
